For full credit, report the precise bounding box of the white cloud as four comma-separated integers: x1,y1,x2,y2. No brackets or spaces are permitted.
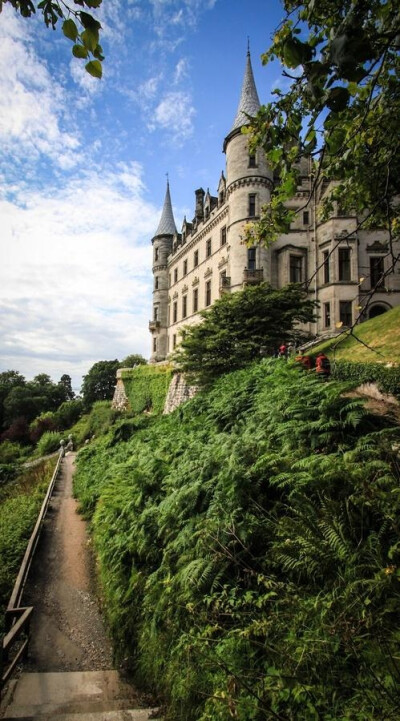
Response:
0,7,80,170
150,91,195,143
174,58,189,83
0,162,158,388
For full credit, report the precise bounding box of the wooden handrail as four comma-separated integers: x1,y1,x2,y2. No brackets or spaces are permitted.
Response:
1,450,64,691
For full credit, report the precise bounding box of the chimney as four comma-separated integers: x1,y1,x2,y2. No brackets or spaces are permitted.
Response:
195,188,205,221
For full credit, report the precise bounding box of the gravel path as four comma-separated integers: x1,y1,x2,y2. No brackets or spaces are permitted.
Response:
23,452,114,672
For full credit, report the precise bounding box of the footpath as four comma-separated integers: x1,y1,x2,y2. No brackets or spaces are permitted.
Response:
0,453,157,720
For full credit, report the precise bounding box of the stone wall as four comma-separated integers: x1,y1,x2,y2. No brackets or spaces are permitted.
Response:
112,372,129,411
163,373,198,414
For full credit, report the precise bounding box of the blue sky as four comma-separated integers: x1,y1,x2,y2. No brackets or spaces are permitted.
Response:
0,0,286,391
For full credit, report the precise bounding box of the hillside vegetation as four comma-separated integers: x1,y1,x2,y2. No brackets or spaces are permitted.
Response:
313,306,400,363
74,360,400,721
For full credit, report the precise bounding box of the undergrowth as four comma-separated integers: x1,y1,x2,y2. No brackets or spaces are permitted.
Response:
0,457,57,634
74,360,400,720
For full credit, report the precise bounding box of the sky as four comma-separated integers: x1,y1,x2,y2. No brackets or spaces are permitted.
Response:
0,0,286,392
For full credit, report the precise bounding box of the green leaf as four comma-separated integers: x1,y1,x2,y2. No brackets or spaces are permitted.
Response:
72,44,89,59
81,27,99,52
326,87,350,112
79,10,101,30
62,18,78,41
85,59,102,78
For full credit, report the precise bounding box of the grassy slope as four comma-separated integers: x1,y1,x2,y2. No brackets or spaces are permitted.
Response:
74,361,400,721
312,305,400,362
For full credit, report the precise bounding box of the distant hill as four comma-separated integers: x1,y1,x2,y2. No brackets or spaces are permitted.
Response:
311,306,400,364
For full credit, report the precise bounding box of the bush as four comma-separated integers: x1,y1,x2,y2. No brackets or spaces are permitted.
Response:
331,359,400,397
35,431,63,456
56,399,84,429
29,411,58,443
74,360,400,720
0,457,56,634
0,440,24,464
70,401,118,446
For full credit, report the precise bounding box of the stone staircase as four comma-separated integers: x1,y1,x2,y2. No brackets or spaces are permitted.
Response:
0,670,159,720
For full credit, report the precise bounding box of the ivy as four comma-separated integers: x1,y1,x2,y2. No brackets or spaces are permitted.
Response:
121,364,174,415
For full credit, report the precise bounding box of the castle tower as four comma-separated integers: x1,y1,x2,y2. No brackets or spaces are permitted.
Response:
223,48,273,290
149,180,177,362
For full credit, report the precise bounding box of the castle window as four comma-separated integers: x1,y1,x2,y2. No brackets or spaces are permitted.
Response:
193,287,199,312
154,306,159,321
289,255,303,283
183,259,188,276
338,247,351,281
205,280,212,307
173,301,177,323
173,334,177,349
155,276,159,290
194,249,199,267
324,302,331,327
248,193,256,217
303,210,310,225
219,191,225,205
323,251,330,284
155,247,159,261
340,300,352,326
182,295,187,319
248,153,256,168
153,337,157,353
206,238,212,258
370,256,385,288
174,268,178,283
221,226,227,246
168,273,171,287
247,247,256,271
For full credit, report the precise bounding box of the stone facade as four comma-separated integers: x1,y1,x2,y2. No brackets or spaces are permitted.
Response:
149,51,400,362
163,373,198,415
112,370,129,411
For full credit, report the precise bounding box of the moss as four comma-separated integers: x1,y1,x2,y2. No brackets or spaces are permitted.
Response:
121,364,174,415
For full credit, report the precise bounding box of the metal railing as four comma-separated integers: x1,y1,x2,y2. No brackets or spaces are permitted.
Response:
1,451,64,691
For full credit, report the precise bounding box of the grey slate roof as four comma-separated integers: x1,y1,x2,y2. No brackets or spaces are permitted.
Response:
230,50,261,132
154,181,177,236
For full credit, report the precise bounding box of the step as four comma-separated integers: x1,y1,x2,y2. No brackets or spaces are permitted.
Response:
1,671,158,719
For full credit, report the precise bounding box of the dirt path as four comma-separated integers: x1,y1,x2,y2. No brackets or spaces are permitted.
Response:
23,452,114,672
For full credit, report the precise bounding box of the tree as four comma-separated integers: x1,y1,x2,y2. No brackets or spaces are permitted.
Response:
121,354,147,368
174,283,316,386
0,0,104,77
247,0,400,309
81,359,120,408
58,374,75,401
0,370,26,429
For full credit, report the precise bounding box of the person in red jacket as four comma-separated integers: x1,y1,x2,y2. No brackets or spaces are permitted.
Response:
315,352,331,378
295,350,312,370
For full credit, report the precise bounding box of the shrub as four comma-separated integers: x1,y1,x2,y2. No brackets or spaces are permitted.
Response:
35,431,63,456
70,401,118,446
56,399,84,429
331,359,400,397
74,360,400,720
0,440,24,464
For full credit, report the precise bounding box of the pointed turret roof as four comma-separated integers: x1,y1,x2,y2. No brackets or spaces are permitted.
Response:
154,180,177,237
230,49,261,133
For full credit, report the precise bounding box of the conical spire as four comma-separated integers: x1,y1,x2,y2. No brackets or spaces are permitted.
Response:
230,48,261,132
154,180,177,236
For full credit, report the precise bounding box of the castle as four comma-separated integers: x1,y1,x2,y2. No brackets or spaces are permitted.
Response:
149,50,400,362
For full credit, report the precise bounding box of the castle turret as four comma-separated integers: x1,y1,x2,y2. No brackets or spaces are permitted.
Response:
150,181,177,361
224,48,273,289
